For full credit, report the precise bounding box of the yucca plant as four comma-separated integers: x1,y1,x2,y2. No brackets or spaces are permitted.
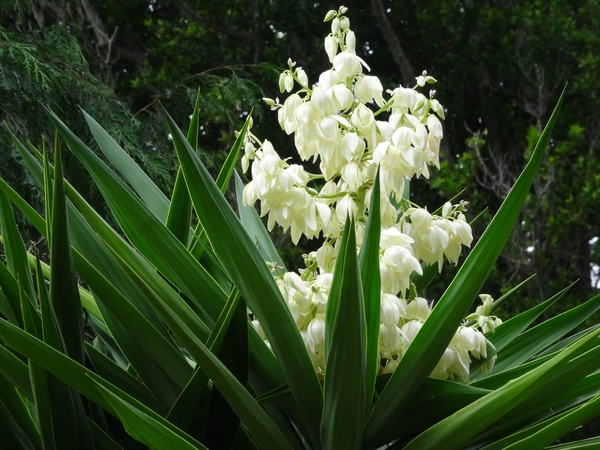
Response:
2,7,600,450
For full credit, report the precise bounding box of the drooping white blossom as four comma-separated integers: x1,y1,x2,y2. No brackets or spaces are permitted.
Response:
242,7,493,381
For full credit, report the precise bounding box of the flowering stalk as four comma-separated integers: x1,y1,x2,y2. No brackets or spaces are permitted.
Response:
243,6,500,381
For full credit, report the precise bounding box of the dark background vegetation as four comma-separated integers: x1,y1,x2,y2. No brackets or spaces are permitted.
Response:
2,0,600,322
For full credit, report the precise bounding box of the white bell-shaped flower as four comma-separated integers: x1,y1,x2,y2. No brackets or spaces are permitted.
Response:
380,245,422,294
355,75,385,107
380,323,401,350
332,51,362,78
308,317,326,345
324,35,338,62
330,83,354,111
406,297,431,321
316,242,336,273
335,194,358,223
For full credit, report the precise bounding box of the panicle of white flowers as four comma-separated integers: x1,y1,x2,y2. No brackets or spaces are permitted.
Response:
243,7,498,381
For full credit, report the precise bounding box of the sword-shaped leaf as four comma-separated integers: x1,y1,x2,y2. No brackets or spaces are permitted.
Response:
164,109,323,447
321,217,367,449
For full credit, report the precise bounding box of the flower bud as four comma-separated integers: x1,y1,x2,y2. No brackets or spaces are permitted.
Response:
442,201,452,218
241,155,249,173
316,241,335,272
284,74,294,92
341,161,363,190
279,72,287,93
351,104,375,134
336,194,358,223
324,36,338,62
331,17,341,34
308,317,325,345
340,17,350,31
478,294,494,316
345,30,356,53
262,97,275,106
431,99,445,119
323,9,336,22
296,68,308,86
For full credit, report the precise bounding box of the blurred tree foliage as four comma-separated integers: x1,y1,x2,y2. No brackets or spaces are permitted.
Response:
1,0,600,316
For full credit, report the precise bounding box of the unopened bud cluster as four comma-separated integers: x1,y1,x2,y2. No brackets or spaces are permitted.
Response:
244,8,498,381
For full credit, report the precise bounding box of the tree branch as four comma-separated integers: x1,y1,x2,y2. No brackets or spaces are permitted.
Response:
370,0,414,86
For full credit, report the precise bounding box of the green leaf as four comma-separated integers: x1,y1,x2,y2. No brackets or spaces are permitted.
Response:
490,274,537,313
92,379,206,450
165,92,200,246
167,168,192,246
49,109,227,327
164,108,323,446
110,239,299,449
43,139,53,242
0,344,32,400
85,343,161,412
38,262,85,449
167,288,241,435
478,408,574,450
0,372,41,450
49,141,97,448
49,141,85,364
28,259,56,450
358,169,381,408
364,85,567,448
88,418,126,450
493,291,600,373
472,337,600,444
0,396,38,450
0,189,36,310
0,257,21,326
547,437,600,449
204,290,249,449
376,382,489,441
0,316,197,445
402,324,600,449
4,133,47,233
83,111,170,222
215,113,251,195
321,217,367,450
188,113,250,257
74,251,192,410
325,217,351,359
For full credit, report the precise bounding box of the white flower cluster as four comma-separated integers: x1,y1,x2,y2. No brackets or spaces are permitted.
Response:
244,7,498,381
